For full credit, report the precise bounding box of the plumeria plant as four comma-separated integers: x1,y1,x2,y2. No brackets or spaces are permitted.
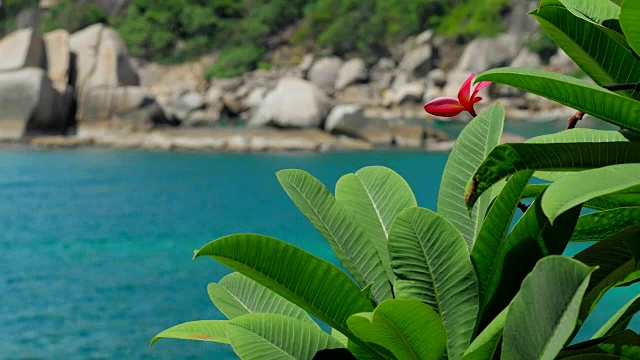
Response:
153,1,640,359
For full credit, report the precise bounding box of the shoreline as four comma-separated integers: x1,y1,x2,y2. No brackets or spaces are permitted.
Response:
4,121,533,154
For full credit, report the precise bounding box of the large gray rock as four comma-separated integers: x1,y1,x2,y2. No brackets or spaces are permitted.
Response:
14,8,42,30
455,34,520,73
308,57,343,94
324,104,366,137
249,77,332,128
550,49,578,74
0,68,74,138
0,28,47,71
70,24,139,96
383,82,426,107
44,29,71,91
79,86,167,124
335,58,368,91
398,45,433,78
168,91,204,121
510,48,542,68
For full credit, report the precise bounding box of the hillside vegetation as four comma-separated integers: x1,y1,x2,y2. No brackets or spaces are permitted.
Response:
2,0,509,77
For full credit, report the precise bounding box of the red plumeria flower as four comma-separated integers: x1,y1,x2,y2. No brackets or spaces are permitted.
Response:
424,73,491,117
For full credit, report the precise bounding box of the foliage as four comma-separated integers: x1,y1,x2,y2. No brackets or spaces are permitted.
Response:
42,1,109,33
153,0,640,359
204,46,266,79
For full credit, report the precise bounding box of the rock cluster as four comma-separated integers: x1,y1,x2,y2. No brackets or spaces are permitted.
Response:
0,17,572,151
0,24,167,139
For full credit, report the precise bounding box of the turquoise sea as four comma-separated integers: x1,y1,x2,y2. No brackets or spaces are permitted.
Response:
2,120,637,359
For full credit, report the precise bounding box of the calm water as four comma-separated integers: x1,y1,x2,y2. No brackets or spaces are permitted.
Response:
1,120,636,359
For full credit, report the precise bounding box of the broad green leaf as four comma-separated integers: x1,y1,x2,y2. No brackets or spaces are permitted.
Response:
560,330,640,359
462,308,508,360
277,169,393,303
534,3,640,100
527,129,639,182
475,68,640,132
346,299,446,360
151,320,229,346
572,208,640,242
472,171,533,306
522,185,640,210
553,0,621,24
226,314,344,360
621,0,640,55
502,256,595,360
194,234,378,356
542,164,640,222
437,104,504,250
388,207,479,360
466,142,640,209
335,166,417,282
331,329,349,347
207,272,316,325
574,225,640,331
480,198,582,329
595,295,640,338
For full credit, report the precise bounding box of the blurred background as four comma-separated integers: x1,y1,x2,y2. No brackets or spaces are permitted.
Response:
0,1,630,359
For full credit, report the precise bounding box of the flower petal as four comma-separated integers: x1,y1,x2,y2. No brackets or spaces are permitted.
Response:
424,97,466,117
472,81,492,99
457,73,476,109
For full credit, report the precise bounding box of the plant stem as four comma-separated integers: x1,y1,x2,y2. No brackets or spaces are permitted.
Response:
567,111,585,129
602,83,640,92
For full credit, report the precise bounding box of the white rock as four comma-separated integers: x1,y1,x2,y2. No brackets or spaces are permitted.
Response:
398,45,433,78
0,28,46,71
511,48,542,68
44,29,71,91
455,34,520,72
335,58,368,91
249,77,332,128
79,86,166,124
308,57,343,94
324,104,366,136
415,30,434,45
70,24,139,96
0,68,73,138
550,49,578,74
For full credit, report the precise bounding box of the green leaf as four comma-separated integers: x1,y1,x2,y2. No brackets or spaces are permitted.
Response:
472,171,533,306
542,164,640,222
553,0,621,24
194,234,377,355
331,329,349,347
533,2,640,101
560,330,640,359
462,308,508,360
526,129,639,182
466,142,640,209
277,169,393,304
621,0,640,55
207,272,316,325
335,166,417,283
437,104,504,250
226,314,344,360
502,256,595,360
475,68,640,132
572,208,640,242
480,197,582,329
521,184,640,210
388,207,479,360
346,299,446,360
574,225,640,331
151,320,229,346
595,295,640,338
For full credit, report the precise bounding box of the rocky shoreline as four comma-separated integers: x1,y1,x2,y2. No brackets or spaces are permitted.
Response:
0,3,576,153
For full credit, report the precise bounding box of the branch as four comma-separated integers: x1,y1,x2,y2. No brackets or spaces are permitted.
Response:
602,83,640,92
567,111,585,129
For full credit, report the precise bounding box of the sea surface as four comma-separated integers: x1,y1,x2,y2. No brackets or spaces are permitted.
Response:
2,119,636,359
